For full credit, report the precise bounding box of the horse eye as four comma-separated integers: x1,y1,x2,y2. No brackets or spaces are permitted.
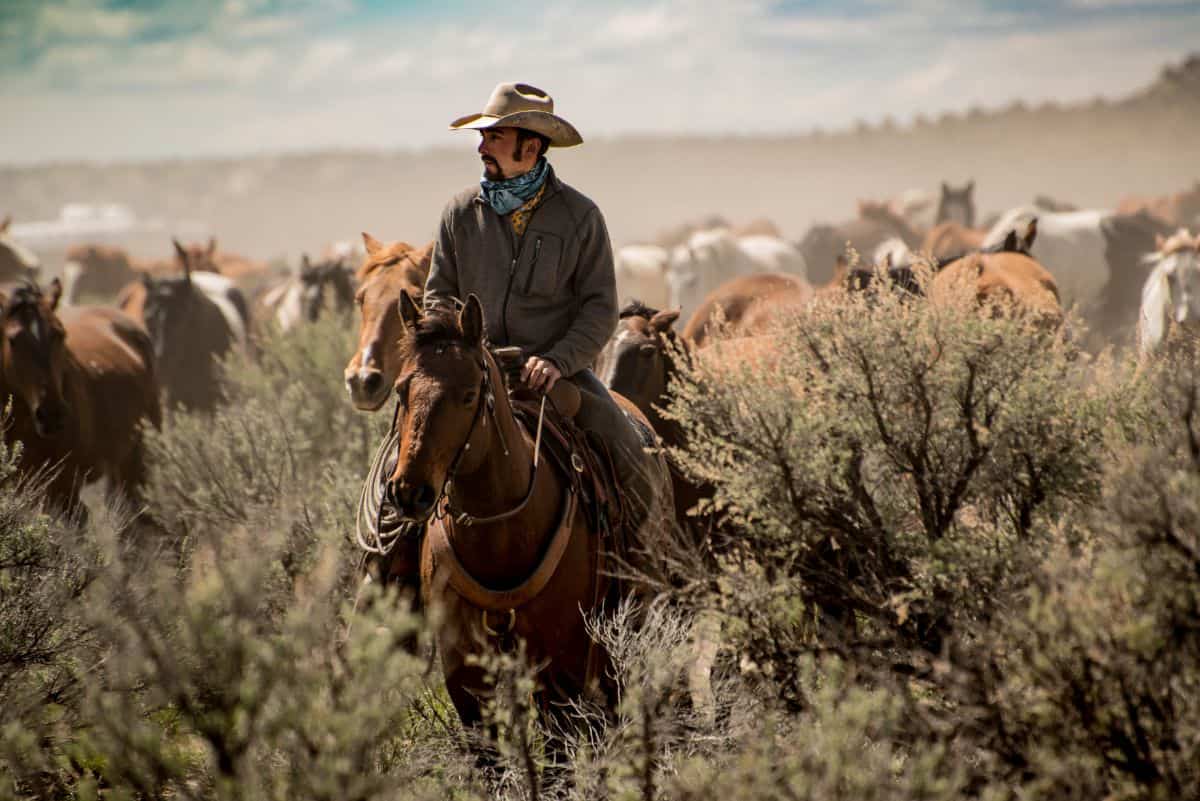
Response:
463,391,477,406
639,344,657,357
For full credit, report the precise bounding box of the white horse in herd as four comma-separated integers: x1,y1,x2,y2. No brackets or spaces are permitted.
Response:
666,229,808,323
1138,229,1200,357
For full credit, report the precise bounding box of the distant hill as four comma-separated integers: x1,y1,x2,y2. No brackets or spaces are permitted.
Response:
3,53,1198,268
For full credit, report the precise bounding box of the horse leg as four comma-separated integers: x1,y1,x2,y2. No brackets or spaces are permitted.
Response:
445,663,502,780
105,435,149,512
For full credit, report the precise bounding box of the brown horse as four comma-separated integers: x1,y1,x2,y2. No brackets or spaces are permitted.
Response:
682,272,813,347
344,233,433,411
0,279,161,514
597,302,707,527
119,241,248,412
62,244,141,304
385,293,669,764
0,216,40,284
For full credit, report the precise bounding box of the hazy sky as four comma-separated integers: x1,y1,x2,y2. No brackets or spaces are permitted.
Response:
2,0,1198,165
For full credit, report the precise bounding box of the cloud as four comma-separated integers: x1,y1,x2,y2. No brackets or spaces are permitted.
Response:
33,1,148,43
1,0,1198,163
290,39,353,89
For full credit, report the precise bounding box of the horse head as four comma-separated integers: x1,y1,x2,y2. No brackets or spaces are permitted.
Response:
937,180,976,228
299,255,355,323
1153,230,1200,327
141,270,201,364
600,300,682,422
0,279,68,437
344,233,433,411
385,292,495,522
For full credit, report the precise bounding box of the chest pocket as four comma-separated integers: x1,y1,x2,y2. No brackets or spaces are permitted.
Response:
518,230,564,298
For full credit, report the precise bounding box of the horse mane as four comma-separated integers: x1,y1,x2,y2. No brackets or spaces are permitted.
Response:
619,299,660,320
3,280,45,313
356,243,425,282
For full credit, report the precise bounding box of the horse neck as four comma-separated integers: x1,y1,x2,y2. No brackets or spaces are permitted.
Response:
444,353,561,583
452,352,535,512
654,335,690,448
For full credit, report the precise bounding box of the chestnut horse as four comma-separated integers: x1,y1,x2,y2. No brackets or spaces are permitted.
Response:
0,279,161,514
344,233,433,411
385,294,670,764
682,272,813,348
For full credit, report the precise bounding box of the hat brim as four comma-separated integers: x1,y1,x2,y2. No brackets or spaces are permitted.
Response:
449,110,583,148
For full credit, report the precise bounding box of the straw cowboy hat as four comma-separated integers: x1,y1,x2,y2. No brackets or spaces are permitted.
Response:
449,82,583,148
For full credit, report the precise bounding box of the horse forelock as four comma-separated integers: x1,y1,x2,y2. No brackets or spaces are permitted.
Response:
619,299,660,320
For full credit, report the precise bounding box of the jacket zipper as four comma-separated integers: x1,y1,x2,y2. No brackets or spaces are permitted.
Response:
499,203,547,345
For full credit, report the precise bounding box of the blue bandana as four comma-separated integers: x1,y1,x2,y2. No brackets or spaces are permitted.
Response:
480,157,550,216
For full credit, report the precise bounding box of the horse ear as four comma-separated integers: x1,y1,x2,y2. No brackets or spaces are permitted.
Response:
881,252,893,270
0,215,9,234
1021,218,1038,252
300,253,312,273
207,237,217,257
965,179,975,193
398,289,421,329
941,181,950,193
1155,233,1166,252
172,238,191,279
459,293,484,345
47,278,62,311
1001,230,1019,253
648,308,681,334
362,232,383,256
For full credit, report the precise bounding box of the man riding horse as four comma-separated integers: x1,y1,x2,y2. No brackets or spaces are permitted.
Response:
424,82,658,530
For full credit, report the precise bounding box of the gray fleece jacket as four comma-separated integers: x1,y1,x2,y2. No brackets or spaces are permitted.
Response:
424,165,618,377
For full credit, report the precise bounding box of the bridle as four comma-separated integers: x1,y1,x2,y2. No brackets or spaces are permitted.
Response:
383,347,546,531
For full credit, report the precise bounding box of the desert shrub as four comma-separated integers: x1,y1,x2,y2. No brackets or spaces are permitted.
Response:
665,282,1111,702
144,312,387,543
981,352,1200,799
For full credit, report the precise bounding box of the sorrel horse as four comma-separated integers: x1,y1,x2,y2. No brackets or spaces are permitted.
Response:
0,279,161,514
344,233,433,411
384,293,670,759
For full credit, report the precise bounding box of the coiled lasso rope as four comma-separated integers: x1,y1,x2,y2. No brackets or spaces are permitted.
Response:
355,426,410,556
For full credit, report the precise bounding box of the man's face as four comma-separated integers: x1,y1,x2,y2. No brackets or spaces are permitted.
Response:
478,127,538,180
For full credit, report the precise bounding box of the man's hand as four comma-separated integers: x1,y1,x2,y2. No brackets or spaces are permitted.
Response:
522,355,562,393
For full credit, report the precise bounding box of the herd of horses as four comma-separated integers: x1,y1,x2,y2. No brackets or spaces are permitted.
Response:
1,176,1199,771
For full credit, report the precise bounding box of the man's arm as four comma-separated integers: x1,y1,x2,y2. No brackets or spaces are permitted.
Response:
423,205,460,310
543,207,618,377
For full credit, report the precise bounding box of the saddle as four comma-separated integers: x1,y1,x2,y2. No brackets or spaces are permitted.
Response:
493,347,628,541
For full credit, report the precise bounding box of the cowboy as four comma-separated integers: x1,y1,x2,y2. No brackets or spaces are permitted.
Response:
425,82,658,528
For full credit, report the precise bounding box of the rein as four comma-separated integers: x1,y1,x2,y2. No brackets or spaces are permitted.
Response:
354,350,549,555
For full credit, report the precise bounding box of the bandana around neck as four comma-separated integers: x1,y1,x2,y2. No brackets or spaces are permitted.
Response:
480,157,550,216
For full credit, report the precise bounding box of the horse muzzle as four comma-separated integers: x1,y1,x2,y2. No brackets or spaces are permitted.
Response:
345,367,388,411
386,478,437,522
